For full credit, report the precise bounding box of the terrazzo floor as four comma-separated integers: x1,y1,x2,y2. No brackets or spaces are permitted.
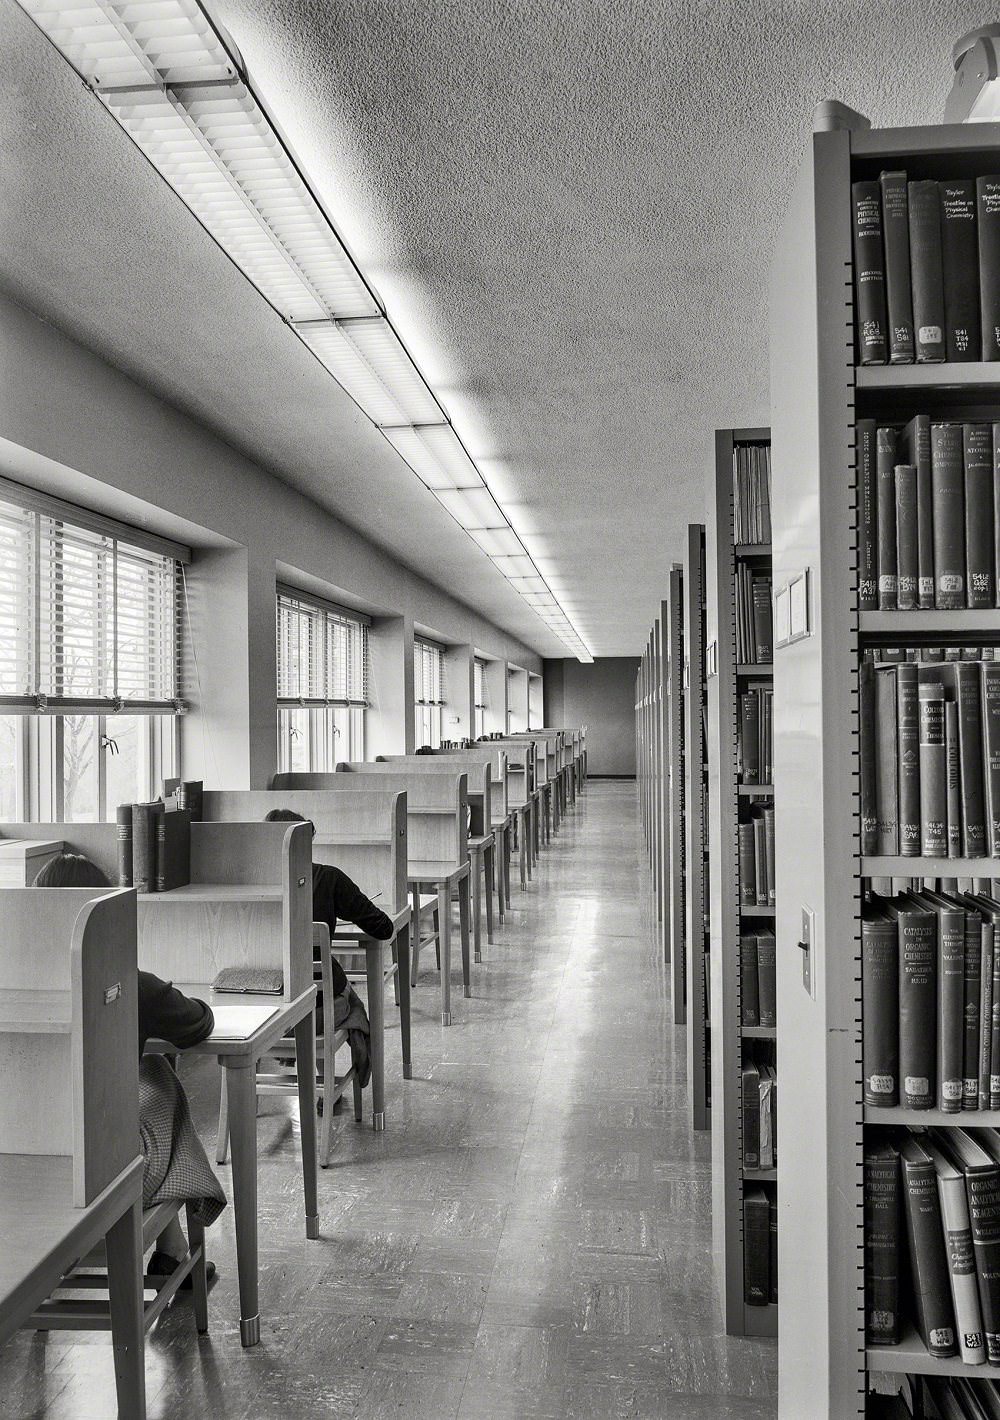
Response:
0,779,778,1418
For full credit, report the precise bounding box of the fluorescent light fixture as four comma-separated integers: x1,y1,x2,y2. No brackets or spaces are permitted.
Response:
295,318,444,426
947,27,1000,120
17,0,595,663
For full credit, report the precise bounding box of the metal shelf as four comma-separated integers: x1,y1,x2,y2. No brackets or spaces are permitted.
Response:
736,663,773,676
856,361,1000,391
861,856,1000,877
866,1328,977,1376
738,784,773,796
860,608,1000,635
865,1105,1000,1125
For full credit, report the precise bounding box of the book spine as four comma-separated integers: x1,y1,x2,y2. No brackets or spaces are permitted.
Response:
858,418,879,609
862,918,899,1106
753,817,767,904
740,692,760,784
155,812,168,894
957,662,987,857
115,803,133,888
757,932,777,1028
964,423,996,609
931,423,966,610
964,914,983,1109
992,944,1000,1111
981,924,995,1111
880,171,915,363
965,1162,1000,1362
764,807,776,906
877,427,898,609
913,417,935,609
740,935,760,1028
741,1066,760,1170
738,823,756,905
909,180,946,362
937,1172,986,1364
852,180,888,364
768,1195,778,1305
875,666,899,854
865,1149,901,1345
937,904,966,1113
977,176,1000,361
131,804,156,894
179,780,203,822
860,660,878,854
918,680,947,856
743,1190,771,1305
897,663,920,857
898,909,936,1109
895,463,919,610
758,1076,774,1170
751,578,773,662
947,700,962,858
984,664,1000,856
940,178,981,361
902,1156,957,1356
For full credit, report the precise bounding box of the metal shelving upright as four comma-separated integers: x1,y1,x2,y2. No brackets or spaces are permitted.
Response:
667,569,687,1020
684,523,711,1129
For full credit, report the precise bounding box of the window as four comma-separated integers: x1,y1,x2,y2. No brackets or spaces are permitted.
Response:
414,638,445,749
474,658,488,739
276,588,369,770
0,481,185,821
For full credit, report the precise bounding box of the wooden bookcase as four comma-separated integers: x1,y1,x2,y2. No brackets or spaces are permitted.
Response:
667,569,687,1023
684,524,711,1130
769,116,1000,1415
707,428,776,1339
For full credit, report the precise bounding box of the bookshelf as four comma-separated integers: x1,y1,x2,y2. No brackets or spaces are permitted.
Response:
635,614,668,957
684,523,711,1130
667,568,687,1022
770,116,1000,1415
707,427,776,1339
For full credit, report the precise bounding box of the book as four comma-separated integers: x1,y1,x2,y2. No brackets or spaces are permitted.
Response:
979,907,996,1112
915,889,965,1112
874,665,899,854
852,180,888,364
154,807,191,893
960,897,984,1110
965,423,996,608
758,1066,776,1170
925,1138,986,1364
984,664,1000,857
740,691,760,784
753,815,767,905
940,178,980,361
178,780,203,822
861,901,899,1107
860,659,878,854
880,171,915,363
894,463,919,610
768,1194,778,1305
742,1060,761,1170
995,425,1000,608
944,661,986,856
977,176,1000,361
899,1133,958,1356
946,699,962,858
888,894,936,1109
901,415,935,609
876,427,899,609
931,423,966,609
738,823,756,905
864,1139,901,1345
763,807,776,906
757,930,777,1029
917,677,947,856
131,801,162,894
858,418,879,609
115,803,133,888
740,934,760,1028
896,662,920,858
945,1128,1000,1363
751,577,773,662
909,179,946,363
743,1187,771,1305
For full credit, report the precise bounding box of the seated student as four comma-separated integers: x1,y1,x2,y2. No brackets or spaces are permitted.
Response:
34,853,226,1283
264,809,393,1088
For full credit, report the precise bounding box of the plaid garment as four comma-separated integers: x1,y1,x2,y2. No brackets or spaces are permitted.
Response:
139,1055,227,1226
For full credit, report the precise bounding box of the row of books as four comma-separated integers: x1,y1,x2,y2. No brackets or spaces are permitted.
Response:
735,566,772,664
738,806,775,907
865,1127,1000,1364
872,647,1000,664
743,1186,777,1307
742,1058,777,1170
738,686,773,784
733,443,772,544
116,801,190,892
740,930,776,1028
860,658,1000,859
924,1377,1000,1420
863,890,1000,1112
858,419,1000,612
851,173,1000,365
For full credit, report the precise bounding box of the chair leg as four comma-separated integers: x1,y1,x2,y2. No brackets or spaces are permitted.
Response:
320,998,336,1168
472,855,482,964
410,887,422,987
106,1197,146,1420
186,1204,209,1334
216,1074,230,1165
352,1071,363,1122
484,845,495,945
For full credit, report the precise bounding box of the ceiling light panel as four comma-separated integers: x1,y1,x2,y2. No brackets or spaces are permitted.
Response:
295,318,444,426
382,425,482,491
491,555,536,579
433,486,505,528
470,527,527,558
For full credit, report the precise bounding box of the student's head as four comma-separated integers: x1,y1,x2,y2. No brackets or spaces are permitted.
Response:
264,808,316,838
414,745,435,755
33,852,111,889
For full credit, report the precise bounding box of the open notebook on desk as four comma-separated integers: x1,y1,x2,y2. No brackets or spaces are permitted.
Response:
206,1004,280,1040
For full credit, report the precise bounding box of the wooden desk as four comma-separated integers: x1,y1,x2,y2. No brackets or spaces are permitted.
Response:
408,859,471,1026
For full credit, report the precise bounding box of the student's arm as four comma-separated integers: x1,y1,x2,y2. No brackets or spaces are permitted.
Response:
331,866,395,940
139,970,214,1049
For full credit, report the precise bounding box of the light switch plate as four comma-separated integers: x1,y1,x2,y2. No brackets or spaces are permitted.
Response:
801,906,817,999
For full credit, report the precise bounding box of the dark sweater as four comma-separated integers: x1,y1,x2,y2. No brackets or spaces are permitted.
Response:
138,971,214,1058
312,863,394,996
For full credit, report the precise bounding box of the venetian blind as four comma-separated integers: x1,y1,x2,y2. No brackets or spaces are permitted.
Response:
276,588,369,705
414,638,445,706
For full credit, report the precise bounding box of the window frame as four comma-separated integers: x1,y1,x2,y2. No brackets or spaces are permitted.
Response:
275,586,370,770
414,637,446,750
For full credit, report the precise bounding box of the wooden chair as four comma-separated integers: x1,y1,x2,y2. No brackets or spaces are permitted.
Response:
0,887,147,1418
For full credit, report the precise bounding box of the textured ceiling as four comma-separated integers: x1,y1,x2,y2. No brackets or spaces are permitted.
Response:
0,0,990,654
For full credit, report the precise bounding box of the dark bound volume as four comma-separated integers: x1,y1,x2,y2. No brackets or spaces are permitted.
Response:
899,1134,957,1357
917,677,947,856
768,1195,778,1305
751,578,772,663
115,803,133,888
945,1128,1000,1363
942,662,986,856
874,666,899,854
154,808,191,893
178,780,204,822
901,415,934,608
864,1139,901,1344
880,172,915,363
888,895,936,1109
757,930,776,1029
896,662,920,858
741,1061,760,1170
977,176,1000,361
916,890,964,1112
964,423,995,608
960,899,983,1109
862,901,898,1106
858,418,879,609
946,700,961,858
925,1138,987,1364
743,1187,770,1306
983,663,1000,856
740,692,760,784
753,816,767,905
763,807,775,905
852,180,888,363
940,179,981,361
131,801,162,894
979,910,996,1111
738,823,756,905
876,427,898,609
860,660,878,854
908,179,946,362
894,463,919,610
740,935,759,1027
930,423,966,610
